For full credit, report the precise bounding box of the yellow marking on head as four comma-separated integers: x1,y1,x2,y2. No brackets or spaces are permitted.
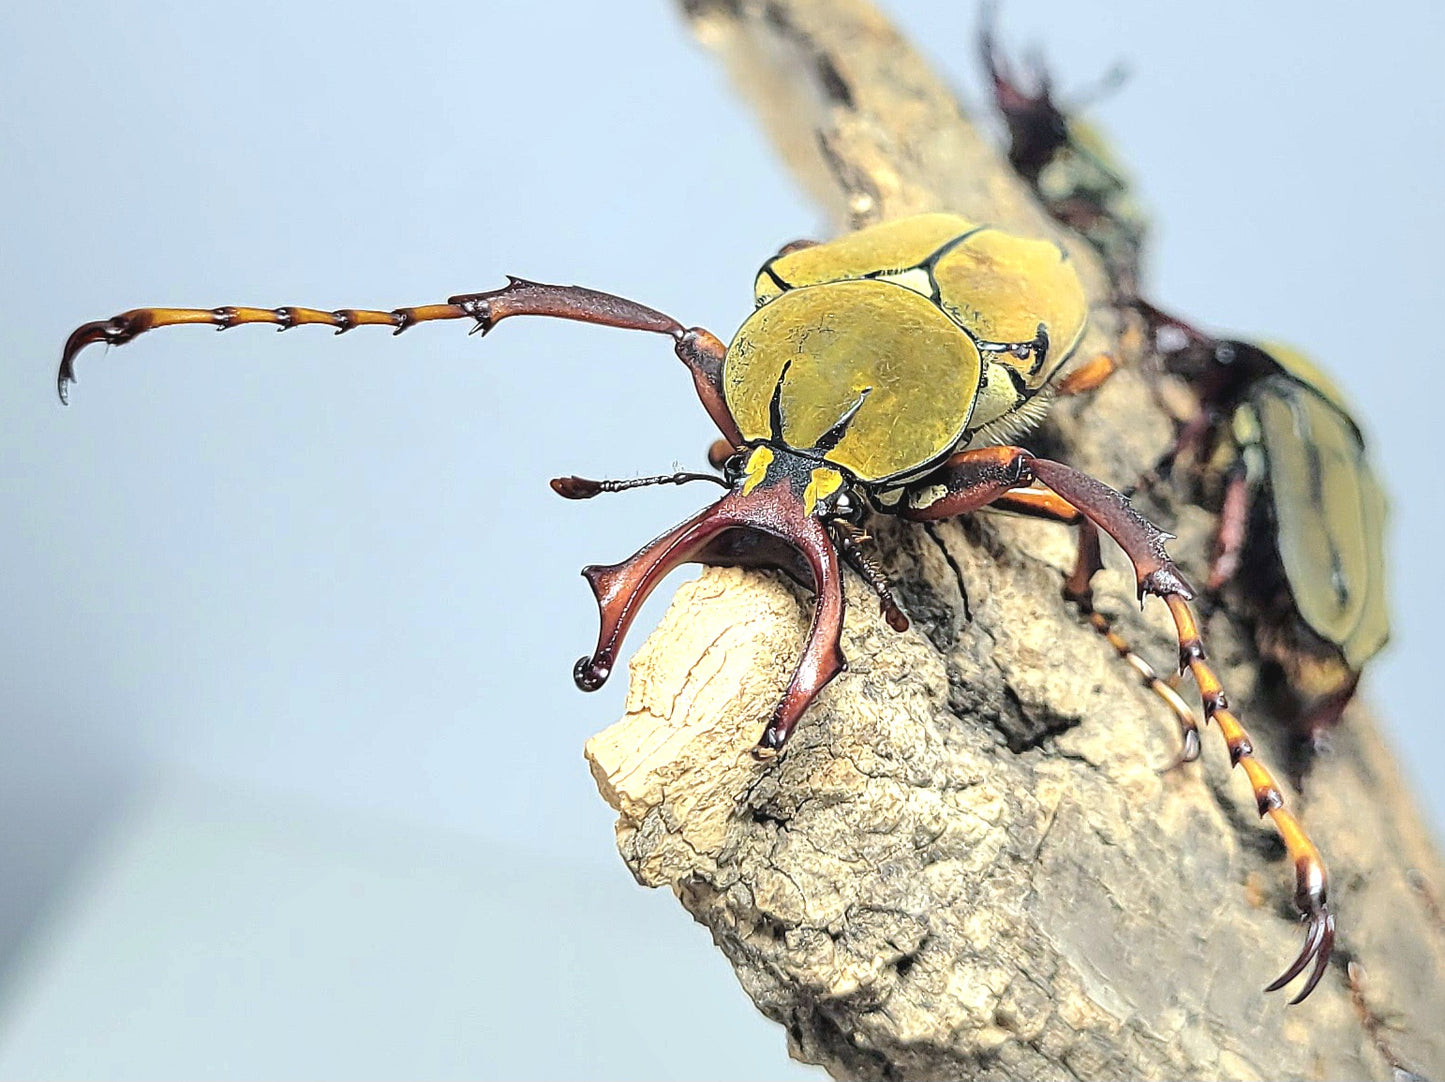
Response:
741,446,774,495
803,467,844,515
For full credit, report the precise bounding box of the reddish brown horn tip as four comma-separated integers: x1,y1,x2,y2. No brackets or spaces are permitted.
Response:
573,655,609,691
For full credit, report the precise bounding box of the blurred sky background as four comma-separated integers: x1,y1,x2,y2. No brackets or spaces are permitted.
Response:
0,1,1441,1078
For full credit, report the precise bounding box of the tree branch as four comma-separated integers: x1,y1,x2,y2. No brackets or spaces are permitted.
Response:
583,2,1445,1078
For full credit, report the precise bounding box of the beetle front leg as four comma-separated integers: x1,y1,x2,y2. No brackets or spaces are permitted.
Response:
59,277,744,444
446,278,739,440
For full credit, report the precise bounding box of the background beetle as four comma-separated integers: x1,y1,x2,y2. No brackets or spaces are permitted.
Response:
1143,312,1390,753
61,211,1335,1001
978,14,1390,764
978,3,1149,298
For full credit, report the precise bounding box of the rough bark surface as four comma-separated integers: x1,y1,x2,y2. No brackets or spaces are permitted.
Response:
583,2,1445,1078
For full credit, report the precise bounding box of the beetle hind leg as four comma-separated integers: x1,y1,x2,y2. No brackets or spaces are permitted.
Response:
902,447,1335,1002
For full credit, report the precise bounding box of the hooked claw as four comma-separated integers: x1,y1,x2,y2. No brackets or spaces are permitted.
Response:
58,318,135,404
1265,904,1335,1005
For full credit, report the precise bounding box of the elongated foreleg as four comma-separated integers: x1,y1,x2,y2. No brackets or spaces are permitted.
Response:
59,278,742,443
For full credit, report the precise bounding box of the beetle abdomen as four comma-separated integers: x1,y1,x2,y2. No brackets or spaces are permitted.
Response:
755,213,1086,380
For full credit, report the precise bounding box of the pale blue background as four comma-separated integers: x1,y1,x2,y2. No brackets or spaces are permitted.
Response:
0,1,1440,1077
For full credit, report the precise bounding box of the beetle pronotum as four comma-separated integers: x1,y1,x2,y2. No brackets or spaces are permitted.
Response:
59,212,1334,1002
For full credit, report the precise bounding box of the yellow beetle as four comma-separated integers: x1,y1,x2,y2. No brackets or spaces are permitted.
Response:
979,7,1149,296
979,6,1390,766
1149,327,1390,748
58,211,1333,1002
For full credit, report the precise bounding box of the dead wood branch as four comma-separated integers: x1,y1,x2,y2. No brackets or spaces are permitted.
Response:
583,2,1445,1078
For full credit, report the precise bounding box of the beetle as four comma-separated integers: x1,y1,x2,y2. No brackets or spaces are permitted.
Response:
975,13,1391,761
1142,310,1390,751
978,4,1149,297
58,211,1333,1001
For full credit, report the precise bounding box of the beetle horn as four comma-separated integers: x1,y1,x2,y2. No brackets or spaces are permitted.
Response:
750,508,845,759
571,479,847,759
573,497,743,693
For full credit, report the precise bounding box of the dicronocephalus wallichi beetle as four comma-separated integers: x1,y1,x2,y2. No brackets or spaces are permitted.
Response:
976,11,1390,776
1142,311,1390,753
58,211,1334,1001
978,4,1148,298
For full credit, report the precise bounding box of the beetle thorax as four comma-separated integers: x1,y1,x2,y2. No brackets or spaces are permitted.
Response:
723,281,982,485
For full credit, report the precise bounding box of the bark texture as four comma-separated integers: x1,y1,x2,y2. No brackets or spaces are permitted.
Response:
583,2,1445,1078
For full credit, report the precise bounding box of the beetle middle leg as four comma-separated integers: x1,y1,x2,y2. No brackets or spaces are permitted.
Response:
958,480,1201,764
901,445,1334,1002
830,519,909,633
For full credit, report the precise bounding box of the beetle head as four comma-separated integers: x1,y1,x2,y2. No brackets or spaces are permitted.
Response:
568,442,854,716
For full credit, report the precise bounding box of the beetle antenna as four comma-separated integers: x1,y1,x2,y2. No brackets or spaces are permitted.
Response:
551,471,727,500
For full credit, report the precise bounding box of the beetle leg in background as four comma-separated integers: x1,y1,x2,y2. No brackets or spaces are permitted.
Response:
986,484,1200,764
1136,407,1219,498
903,446,1334,1003
1296,674,1360,749
1207,462,1251,593
706,438,737,472
977,1,1062,183
774,239,820,257
1054,352,1118,397
830,519,909,632
59,277,744,444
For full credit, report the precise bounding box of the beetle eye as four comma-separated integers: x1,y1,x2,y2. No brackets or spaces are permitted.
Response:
1216,343,1237,366
722,451,748,484
828,490,863,522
